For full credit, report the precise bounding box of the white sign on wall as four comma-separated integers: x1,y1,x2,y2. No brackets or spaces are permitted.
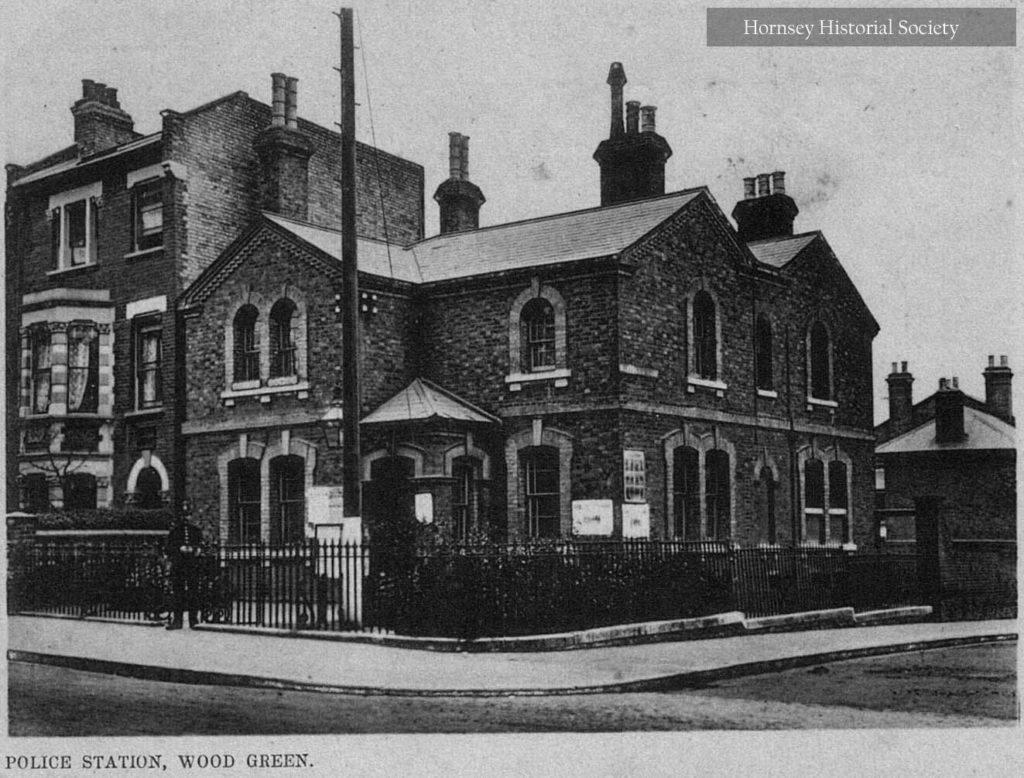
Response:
572,499,614,536
622,503,650,539
415,492,434,524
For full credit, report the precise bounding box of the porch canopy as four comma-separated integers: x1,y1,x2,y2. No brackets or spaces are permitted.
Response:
362,378,500,428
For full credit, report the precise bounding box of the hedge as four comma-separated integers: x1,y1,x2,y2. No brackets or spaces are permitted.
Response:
32,508,173,531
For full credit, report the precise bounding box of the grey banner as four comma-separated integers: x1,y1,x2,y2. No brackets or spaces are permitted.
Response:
707,7,1016,46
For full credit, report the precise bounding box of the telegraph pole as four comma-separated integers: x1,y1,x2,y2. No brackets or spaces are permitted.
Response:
336,7,361,521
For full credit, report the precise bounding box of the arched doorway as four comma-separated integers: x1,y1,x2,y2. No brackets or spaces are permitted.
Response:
364,455,416,543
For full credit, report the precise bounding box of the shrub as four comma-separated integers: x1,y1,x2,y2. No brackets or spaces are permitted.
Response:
33,508,172,531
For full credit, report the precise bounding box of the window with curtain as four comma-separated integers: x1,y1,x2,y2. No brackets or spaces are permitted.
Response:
809,321,832,400
31,328,52,414
704,449,731,540
228,458,261,543
233,305,260,383
828,460,849,545
755,314,773,391
804,458,825,544
134,319,162,409
672,446,700,540
522,446,559,538
66,325,99,413
521,298,556,372
270,455,305,544
269,299,297,378
693,291,717,380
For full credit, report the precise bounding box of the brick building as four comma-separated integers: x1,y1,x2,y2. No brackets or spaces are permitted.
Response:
5,74,424,513
875,358,1016,543
178,64,879,547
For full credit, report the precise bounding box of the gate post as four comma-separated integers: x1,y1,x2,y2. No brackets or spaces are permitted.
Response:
914,496,949,617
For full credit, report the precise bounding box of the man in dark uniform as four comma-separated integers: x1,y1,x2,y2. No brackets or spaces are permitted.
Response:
165,500,204,630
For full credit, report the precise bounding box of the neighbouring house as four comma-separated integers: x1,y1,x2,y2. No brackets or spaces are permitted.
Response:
178,63,879,547
875,358,1017,544
6,74,424,513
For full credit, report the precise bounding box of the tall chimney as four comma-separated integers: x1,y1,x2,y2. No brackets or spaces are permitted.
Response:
433,132,485,234
732,169,799,242
593,63,672,206
983,354,1014,423
607,62,626,138
743,177,756,199
886,361,914,435
255,73,313,220
934,378,965,444
72,79,136,157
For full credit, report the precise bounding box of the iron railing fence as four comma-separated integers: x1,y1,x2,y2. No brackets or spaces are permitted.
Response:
11,538,1003,636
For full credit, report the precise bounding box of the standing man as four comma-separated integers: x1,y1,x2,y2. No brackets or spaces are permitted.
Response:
166,500,205,630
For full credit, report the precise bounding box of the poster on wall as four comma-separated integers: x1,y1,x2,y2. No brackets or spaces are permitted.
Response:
621,503,650,539
415,492,434,524
571,499,614,536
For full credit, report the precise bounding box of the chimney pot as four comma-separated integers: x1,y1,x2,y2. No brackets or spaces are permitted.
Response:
625,101,640,134
886,361,914,433
984,353,1014,422
460,135,470,180
1001,355,1008,367
890,362,898,374
285,76,299,129
743,177,756,199
104,87,118,107
988,354,995,367
82,79,96,100
901,361,908,372
771,171,785,194
270,73,286,127
640,105,656,133
607,62,627,138
448,132,462,180
952,377,959,389
756,174,770,197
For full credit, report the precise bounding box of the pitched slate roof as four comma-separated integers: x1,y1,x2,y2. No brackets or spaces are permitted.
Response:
747,232,818,268
265,189,704,284
362,378,500,426
876,405,1017,455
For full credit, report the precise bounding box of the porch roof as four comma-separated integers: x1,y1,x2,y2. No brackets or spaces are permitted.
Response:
362,378,500,426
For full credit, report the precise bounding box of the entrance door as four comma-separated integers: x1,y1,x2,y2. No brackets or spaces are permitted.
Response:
364,456,416,540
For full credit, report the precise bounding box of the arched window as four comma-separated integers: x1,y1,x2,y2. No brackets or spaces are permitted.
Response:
64,473,97,510
451,456,479,541
30,328,52,414
270,455,305,544
672,446,700,540
269,299,297,378
233,305,260,383
804,458,825,544
809,321,832,400
755,314,773,391
135,466,163,509
521,446,560,538
705,449,731,540
67,324,99,413
23,474,49,513
756,469,778,545
521,298,556,373
228,458,261,543
693,291,717,380
828,460,849,545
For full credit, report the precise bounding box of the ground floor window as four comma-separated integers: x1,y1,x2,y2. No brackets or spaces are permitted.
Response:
23,474,49,513
803,455,851,545
522,446,559,538
63,473,97,509
672,447,700,540
451,457,478,541
270,455,305,544
228,458,261,543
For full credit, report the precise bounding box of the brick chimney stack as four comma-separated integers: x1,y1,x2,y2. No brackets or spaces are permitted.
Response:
593,63,672,206
886,361,914,434
731,170,800,242
983,354,1014,423
934,377,966,444
255,73,314,220
433,132,486,234
72,79,136,157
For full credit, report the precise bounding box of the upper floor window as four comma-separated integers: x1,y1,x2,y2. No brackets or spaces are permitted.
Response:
809,321,833,400
30,327,52,414
67,324,99,414
233,305,260,383
131,179,163,252
133,317,162,409
522,446,560,538
692,291,718,380
49,182,101,270
269,299,297,378
755,314,773,391
522,298,556,372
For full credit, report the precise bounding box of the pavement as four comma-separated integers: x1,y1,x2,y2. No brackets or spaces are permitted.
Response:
7,613,1016,697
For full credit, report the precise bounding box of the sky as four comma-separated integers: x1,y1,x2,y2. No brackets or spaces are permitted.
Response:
2,0,1020,424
